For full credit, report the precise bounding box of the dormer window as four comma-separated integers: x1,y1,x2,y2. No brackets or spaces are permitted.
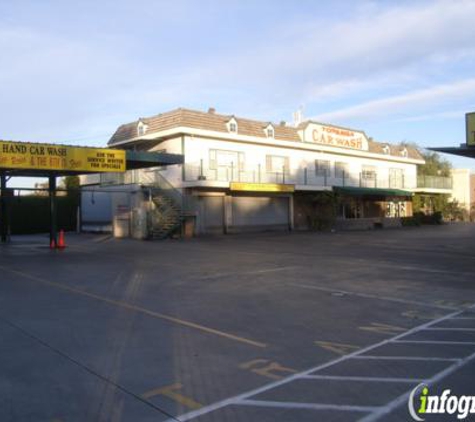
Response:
227,118,238,134
137,121,148,137
265,124,274,138
400,147,408,157
383,145,390,155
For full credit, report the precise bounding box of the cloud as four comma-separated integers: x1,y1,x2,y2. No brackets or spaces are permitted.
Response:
313,78,475,122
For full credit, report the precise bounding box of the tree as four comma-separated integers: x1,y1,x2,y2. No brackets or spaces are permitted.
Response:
408,147,453,217
417,150,452,177
62,175,80,190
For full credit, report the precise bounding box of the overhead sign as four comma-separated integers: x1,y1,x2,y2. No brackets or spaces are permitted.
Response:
304,123,369,151
0,141,126,172
466,112,475,146
230,182,294,192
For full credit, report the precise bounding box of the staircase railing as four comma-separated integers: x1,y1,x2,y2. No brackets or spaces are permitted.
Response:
139,169,187,239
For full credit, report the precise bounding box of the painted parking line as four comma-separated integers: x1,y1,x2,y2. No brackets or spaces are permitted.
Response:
289,282,458,310
141,383,202,410
360,347,475,421
393,340,475,345
353,355,460,362
165,304,475,422
238,399,379,412
0,265,267,349
301,375,424,383
423,327,475,331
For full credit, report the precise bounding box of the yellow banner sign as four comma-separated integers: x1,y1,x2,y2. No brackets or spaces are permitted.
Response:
466,112,475,146
0,141,126,172
230,182,295,192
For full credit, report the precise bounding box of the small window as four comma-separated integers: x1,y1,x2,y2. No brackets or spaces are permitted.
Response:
335,162,349,178
315,160,331,177
138,124,146,136
227,118,238,134
265,124,274,138
383,145,390,155
400,148,408,157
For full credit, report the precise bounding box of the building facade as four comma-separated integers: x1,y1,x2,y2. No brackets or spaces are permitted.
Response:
81,108,429,237
450,169,475,218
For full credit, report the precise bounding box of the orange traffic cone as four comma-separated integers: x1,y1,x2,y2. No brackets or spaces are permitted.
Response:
57,230,66,249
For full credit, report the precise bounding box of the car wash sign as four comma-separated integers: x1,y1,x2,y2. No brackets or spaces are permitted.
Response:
0,141,126,172
303,123,369,151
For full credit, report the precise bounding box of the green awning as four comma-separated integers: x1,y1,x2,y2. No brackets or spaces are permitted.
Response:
334,186,413,197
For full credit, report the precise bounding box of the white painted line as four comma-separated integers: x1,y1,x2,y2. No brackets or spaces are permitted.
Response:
301,375,424,383
237,399,379,413
353,355,460,362
289,283,456,310
423,327,475,331
359,348,475,421
393,340,475,345
167,304,475,422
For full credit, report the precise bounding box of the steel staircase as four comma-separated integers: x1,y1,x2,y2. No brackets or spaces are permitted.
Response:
139,170,185,239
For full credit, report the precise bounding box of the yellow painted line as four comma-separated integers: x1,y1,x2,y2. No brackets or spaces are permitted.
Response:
314,341,360,356
142,383,202,410
358,322,405,336
0,266,267,349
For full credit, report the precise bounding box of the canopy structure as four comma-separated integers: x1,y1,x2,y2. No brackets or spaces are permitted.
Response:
429,145,475,159
0,140,183,244
334,186,413,197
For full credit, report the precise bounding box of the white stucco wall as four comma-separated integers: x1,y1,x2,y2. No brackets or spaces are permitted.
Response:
450,169,472,211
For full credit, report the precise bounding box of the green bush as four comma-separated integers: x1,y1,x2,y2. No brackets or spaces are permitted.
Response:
401,216,420,226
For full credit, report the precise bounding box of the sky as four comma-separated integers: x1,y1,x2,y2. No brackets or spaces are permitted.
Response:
1,0,475,187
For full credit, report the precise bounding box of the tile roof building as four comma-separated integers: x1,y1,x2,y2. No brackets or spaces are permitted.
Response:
82,107,439,237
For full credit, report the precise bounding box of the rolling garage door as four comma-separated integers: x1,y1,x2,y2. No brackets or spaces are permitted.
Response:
198,196,224,234
231,196,289,232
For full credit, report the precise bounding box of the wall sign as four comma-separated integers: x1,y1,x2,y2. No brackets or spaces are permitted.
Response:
304,123,369,151
230,182,295,192
0,141,126,172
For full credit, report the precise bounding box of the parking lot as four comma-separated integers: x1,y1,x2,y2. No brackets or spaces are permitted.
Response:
1,224,475,422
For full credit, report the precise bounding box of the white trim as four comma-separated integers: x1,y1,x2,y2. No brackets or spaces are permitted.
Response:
110,127,425,165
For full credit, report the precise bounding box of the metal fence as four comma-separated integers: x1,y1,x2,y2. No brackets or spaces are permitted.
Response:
417,175,452,190
184,162,412,189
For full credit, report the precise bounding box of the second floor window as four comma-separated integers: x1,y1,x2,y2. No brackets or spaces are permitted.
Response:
209,149,244,171
362,165,377,180
315,160,331,177
335,162,349,178
266,155,289,173
389,168,404,188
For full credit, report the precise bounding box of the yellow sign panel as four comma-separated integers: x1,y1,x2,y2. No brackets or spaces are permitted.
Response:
230,182,295,192
0,141,126,172
466,113,475,146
